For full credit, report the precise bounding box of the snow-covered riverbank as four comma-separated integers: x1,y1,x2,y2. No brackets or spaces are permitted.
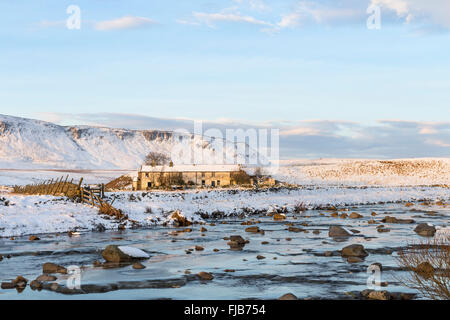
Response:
1,186,448,237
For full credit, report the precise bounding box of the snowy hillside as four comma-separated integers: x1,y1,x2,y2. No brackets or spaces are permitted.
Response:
0,114,252,170
273,158,450,186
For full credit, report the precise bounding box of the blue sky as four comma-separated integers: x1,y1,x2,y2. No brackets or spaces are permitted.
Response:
0,0,449,158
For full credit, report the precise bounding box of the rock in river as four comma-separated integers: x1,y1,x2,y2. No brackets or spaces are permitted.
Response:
245,226,261,233
368,290,391,300
329,226,351,238
382,216,415,224
341,244,368,258
197,272,214,280
278,293,298,300
36,274,57,282
349,212,363,219
102,245,149,263
43,263,67,274
414,223,436,237
132,262,146,269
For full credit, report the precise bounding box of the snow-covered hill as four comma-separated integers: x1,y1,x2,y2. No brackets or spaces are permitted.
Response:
0,114,250,170
273,158,450,186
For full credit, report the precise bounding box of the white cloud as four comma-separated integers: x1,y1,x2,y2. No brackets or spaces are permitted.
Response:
233,0,269,11
192,11,273,27
270,1,363,32
95,16,157,31
370,0,450,28
39,20,67,28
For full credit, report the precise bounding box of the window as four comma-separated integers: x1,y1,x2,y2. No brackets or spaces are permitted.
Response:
145,173,149,178
201,172,205,177
212,172,215,177
217,180,220,186
201,180,205,186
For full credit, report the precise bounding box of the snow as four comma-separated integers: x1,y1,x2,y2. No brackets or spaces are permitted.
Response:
0,114,248,171
0,186,448,237
271,158,450,186
113,187,449,220
118,246,149,258
140,164,241,172
0,194,110,237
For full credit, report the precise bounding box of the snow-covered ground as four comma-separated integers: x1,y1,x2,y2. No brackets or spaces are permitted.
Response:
1,186,448,237
272,158,450,186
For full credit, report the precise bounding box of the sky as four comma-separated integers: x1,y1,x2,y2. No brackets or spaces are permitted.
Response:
0,0,449,159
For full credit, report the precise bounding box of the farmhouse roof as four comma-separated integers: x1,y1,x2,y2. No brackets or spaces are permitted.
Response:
140,164,241,173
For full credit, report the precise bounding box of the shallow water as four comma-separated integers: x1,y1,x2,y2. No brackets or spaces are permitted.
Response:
0,201,448,300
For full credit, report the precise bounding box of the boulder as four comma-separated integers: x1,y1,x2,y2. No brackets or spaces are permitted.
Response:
245,226,260,233
197,272,214,280
382,216,415,224
229,235,245,244
132,262,146,270
329,226,351,238
12,276,28,288
278,293,298,300
101,245,148,263
36,274,57,282
415,262,435,279
349,212,363,219
347,256,363,263
43,263,67,274
228,235,247,250
1,282,14,289
414,223,436,237
273,214,286,221
30,280,42,291
368,290,391,300
170,210,192,227
341,244,368,258
288,226,304,233
377,227,390,233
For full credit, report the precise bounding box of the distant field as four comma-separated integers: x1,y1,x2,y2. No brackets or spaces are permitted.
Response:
273,158,450,186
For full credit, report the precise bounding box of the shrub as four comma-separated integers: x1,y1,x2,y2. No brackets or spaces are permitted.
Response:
144,152,171,166
294,202,307,213
396,238,450,300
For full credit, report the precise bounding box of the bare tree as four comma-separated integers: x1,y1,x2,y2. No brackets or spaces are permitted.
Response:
396,237,450,300
144,152,171,166
253,167,269,185
231,170,252,185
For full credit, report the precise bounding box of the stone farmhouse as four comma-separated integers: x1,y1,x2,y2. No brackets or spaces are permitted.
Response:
132,164,242,190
